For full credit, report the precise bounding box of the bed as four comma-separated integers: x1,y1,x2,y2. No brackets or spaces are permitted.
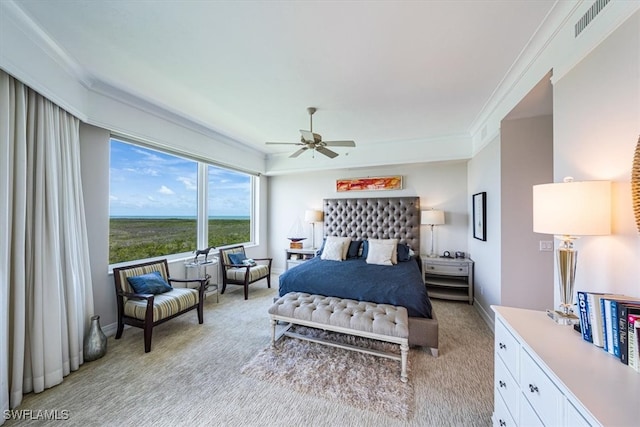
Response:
278,197,439,354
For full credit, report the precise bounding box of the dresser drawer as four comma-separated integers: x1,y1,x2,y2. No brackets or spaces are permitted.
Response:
519,349,562,426
424,262,469,276
519,392,543,426
493,390,517,427
495,319,519,378
495,357,518,420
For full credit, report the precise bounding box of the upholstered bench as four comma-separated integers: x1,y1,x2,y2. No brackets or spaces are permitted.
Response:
268,292,410,382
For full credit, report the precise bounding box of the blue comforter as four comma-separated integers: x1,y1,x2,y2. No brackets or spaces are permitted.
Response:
278,256,432,318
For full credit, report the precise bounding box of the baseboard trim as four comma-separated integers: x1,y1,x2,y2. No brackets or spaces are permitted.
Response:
474,300,495,333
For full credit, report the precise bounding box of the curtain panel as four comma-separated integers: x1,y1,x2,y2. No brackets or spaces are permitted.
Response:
0,70,94,417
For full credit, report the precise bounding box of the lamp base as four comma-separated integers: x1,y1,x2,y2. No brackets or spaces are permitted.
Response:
546,309,579,325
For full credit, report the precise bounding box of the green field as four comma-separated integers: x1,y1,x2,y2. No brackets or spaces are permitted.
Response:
109,218,250,264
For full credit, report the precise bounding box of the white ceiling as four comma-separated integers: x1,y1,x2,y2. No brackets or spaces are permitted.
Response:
14,0,558,168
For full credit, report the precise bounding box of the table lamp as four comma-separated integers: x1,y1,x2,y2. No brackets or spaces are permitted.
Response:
533,177,611,325
421,209,445,258
304,209,324,249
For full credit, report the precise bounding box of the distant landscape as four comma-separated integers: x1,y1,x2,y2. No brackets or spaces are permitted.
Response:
109,217,250,264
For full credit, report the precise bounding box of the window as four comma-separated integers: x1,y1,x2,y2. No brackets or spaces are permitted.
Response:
109,138,255,265
207,165,252,248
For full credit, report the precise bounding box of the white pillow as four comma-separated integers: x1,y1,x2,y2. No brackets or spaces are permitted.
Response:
320,239,344,261
366,238,398,266
324,236,351,260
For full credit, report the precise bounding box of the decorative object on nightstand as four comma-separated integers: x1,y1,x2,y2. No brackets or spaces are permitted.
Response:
421,209,445,258
422,256,474,304
304,209,324,249
287,216,306,249
533,177,611,325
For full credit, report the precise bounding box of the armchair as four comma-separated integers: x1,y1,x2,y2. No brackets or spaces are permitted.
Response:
219,245,272,299
113,259,207,352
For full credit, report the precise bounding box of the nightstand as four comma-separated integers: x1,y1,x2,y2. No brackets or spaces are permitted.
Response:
285,248,317,270
422,257,474,304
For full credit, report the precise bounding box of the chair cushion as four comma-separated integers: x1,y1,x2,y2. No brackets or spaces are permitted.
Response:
127,271,173,294
226,264,269,282
124,288,199,322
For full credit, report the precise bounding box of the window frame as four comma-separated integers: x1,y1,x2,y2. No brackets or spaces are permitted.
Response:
108,136,257,269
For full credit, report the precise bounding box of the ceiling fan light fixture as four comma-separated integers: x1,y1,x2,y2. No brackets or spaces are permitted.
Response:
265,107,355,159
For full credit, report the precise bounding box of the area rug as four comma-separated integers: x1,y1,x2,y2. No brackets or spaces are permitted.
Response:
240,326,414,420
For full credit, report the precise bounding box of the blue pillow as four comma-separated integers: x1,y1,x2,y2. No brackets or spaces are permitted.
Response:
361,240,369,259
315,238,326,256
347,240,362,258
397,243,411,262
228,252,247,265
127,271,172,295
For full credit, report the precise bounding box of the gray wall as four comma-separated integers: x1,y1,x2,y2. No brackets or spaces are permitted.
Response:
500,115,554,311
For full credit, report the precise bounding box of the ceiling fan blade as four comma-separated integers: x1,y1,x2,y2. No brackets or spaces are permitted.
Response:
265,142,303,145
323,140,356,147
316,146,339,159
300,130,321,143
289,147,309,158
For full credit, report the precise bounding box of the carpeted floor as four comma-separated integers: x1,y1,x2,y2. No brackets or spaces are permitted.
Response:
5,280,494,426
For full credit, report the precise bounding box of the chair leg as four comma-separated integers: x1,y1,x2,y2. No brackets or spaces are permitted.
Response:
197,300,204,324
115,320,124,339
144,324,153,353
221,283,227,294
244,284,249,300
266,274,271,289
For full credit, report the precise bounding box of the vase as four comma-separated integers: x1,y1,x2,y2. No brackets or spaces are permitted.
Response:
84,315,107,362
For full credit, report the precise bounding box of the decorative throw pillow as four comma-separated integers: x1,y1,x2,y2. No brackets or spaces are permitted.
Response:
325,236,351,260
320,239,344,261
397,243,412,262
366,238,399,265
347,240,361,258
127,271,173,294
361,240,369,259
315,238,326,256
228,252,246,265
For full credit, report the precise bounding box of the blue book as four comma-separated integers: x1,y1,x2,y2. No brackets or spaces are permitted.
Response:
577,291,592,342
610,300,620,358
601,298,609,352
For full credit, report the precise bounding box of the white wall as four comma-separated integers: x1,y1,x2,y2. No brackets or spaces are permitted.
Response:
268,162,468,273
467,136,501,326
553,10,640,301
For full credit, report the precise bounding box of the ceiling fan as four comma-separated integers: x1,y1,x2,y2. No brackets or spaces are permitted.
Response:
266,107,356,158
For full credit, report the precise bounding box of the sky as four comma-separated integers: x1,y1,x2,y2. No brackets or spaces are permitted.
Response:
109,139,250,217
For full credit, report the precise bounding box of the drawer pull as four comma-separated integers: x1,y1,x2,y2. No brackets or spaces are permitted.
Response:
529,384,539,393
499,420,506,426
499,342,506,350
498,380,506,388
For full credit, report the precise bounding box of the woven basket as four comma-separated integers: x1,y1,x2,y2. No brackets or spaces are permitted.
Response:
633,135,640,233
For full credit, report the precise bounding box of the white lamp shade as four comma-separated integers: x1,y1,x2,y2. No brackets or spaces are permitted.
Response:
304,209,323,223
533,180,611,236
421,209,445,226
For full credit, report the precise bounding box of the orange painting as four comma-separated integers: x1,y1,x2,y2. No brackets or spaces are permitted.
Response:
336,176,402,192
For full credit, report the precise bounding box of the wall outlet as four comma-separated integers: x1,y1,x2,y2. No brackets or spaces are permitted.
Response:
539,240,554,252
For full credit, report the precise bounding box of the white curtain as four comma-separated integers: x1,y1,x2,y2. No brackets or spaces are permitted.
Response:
0,70,94,419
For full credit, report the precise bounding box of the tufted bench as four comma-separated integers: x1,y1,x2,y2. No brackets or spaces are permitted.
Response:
268,292,410,382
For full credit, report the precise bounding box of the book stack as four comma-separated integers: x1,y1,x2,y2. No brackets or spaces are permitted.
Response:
577,291,640,371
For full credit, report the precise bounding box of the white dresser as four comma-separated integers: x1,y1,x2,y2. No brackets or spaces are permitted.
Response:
492,305,639,426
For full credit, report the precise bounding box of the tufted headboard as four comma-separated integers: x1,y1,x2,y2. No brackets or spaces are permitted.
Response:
322,197,421,251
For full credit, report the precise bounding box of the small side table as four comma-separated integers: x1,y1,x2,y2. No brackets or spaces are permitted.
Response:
185,258,219,302
421,256,474,304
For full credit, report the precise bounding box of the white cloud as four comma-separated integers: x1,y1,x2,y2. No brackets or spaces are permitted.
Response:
177,176,197,191
159,185,175,195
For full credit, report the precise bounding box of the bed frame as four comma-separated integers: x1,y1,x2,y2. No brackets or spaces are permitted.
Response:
323,197,439,355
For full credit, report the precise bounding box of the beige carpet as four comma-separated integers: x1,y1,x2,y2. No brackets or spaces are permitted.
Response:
5,281,494,426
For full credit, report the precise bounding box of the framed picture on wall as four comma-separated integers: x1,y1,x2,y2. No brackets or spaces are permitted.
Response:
473,192,486,241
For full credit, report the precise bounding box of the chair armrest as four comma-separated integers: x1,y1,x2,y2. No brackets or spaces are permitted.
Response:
252,257,272,262
119,291,154,301
226,264,250,269
169,277,208,286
